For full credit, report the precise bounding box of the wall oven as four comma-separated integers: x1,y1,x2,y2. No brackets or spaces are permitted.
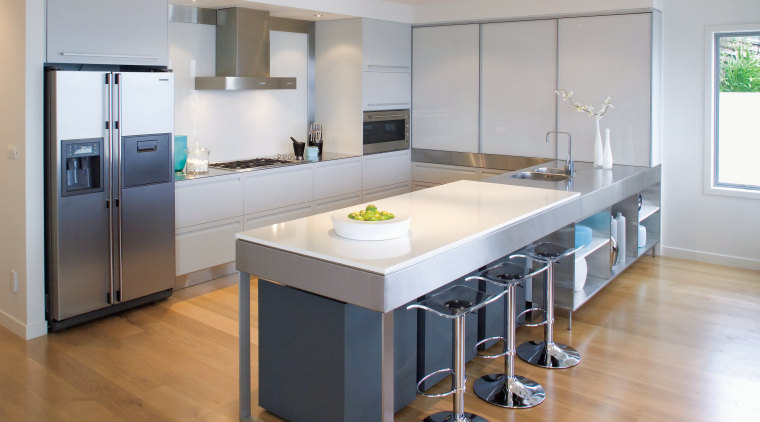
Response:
363,109,409,155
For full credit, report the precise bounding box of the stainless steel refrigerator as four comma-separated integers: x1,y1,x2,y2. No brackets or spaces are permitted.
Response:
45,69,175,331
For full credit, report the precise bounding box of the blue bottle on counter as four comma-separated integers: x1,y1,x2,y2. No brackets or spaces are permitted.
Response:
174,135,188,172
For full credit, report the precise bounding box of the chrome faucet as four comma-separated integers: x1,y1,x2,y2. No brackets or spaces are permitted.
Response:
546,131,573,175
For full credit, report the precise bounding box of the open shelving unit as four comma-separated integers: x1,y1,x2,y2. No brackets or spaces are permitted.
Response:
553,183,661,315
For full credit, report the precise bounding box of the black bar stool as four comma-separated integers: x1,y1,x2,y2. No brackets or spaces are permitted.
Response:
514,242,581,369
408,284,506,422
465,256,549,409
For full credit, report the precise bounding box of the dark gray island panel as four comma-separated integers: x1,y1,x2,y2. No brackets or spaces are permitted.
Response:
258,279,416,422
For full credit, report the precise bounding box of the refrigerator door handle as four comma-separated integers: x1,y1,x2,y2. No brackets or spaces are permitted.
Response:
115,72,124,302
106,72,115,305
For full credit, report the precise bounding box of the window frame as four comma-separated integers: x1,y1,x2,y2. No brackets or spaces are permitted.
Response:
704,24,760,200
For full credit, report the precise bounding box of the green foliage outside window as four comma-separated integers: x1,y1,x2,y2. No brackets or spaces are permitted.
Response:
720,40,760,93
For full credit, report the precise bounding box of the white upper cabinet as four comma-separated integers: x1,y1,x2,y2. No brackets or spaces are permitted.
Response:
46,0,169,66
412,25,480,153
362,19,412,72
481,20,557,158
557,13,656,166
362,19,412,111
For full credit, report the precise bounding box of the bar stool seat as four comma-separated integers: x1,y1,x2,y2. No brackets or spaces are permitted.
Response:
465,257,549,409
514,242,581,369
408,284,506,422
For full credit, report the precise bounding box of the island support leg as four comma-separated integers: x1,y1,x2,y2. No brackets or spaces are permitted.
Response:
239,271,251,421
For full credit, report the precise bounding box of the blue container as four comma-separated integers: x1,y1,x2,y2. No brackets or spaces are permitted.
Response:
174,135,188,172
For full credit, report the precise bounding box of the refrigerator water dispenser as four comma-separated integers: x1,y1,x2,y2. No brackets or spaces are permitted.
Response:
61,138,103,196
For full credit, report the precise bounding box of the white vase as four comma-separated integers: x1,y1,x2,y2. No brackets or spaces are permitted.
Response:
603,128,613,170
593,118,603,168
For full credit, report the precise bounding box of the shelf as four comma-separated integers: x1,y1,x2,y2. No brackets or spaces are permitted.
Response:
575,236,609,260
638,203,660,222
555,238,660,311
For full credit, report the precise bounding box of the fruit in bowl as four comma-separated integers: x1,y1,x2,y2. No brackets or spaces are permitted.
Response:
347,204,395,221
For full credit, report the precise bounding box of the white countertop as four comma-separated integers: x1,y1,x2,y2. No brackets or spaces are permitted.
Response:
236,180,579,275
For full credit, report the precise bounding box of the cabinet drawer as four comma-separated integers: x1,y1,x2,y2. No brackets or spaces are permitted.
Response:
362,181,411,203
243,165,314,214
314,192,362,215
175,175,243,228
362,150,411,190
412,163,478,185
244,202,314,231
175,216,242,275
314,158,362,200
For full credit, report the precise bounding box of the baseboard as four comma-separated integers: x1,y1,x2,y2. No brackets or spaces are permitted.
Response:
0,310,26,339
661,246,760,271
0,310,48,340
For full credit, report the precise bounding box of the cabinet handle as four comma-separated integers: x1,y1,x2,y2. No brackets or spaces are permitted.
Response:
366,103,410,108
366,64,410,71
60,52,160,60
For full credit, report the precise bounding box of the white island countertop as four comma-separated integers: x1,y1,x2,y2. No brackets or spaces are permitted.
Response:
236,180,579,276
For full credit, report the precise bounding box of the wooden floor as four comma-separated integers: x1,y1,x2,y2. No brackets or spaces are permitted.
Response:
1,256,759,421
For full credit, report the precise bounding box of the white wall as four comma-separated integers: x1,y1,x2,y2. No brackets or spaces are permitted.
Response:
659,0,760,269
170,22,309,162
0,0,46,339
0,0,28,337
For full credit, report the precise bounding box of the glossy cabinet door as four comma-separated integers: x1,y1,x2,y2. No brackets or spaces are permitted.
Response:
362,18,412,72
481,20,557,158
412,24,480,152
46,0,168,66
557,13,654,166
175,174,243,228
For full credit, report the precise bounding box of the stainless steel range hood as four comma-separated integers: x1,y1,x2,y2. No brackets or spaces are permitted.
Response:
195,8,296,90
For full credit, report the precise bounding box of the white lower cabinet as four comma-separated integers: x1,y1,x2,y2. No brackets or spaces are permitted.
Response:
362,181,411,202
315,192,363,214
175,174,243,228
314,157,362,200
175,154,411,278
244,202,314,231
362,150,411,190
243,165,314,214
175,216,243,276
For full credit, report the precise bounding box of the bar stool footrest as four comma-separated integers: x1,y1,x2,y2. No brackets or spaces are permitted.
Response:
517,307,548,327
472,336,509,358
416,368,455,398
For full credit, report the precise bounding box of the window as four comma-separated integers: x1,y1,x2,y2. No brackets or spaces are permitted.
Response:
705,25,760,198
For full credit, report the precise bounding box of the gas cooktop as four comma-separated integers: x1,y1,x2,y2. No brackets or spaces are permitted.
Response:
209,157,298,171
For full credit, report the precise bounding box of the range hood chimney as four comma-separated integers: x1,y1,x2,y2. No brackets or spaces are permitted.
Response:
195,8,296,90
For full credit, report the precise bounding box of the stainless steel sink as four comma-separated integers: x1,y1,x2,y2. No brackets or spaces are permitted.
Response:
511,167,571,182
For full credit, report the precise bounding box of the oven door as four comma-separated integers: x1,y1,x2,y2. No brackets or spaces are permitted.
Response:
363,109,410,155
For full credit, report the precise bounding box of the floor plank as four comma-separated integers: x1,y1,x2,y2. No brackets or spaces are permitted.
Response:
0,256,758,421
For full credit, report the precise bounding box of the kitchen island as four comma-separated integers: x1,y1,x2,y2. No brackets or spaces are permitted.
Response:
235,162,661,421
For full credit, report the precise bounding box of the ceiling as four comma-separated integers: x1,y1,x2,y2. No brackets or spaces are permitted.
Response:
169,0,352,21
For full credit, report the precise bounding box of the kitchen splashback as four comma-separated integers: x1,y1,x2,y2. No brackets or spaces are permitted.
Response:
170,22,308,163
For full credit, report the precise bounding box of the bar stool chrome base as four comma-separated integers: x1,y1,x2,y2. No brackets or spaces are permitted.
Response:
516,340,581,369
423,411,489,422
473,373,545,408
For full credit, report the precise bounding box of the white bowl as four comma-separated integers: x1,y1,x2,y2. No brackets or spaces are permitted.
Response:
331,211,411,241
574,256,588,292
